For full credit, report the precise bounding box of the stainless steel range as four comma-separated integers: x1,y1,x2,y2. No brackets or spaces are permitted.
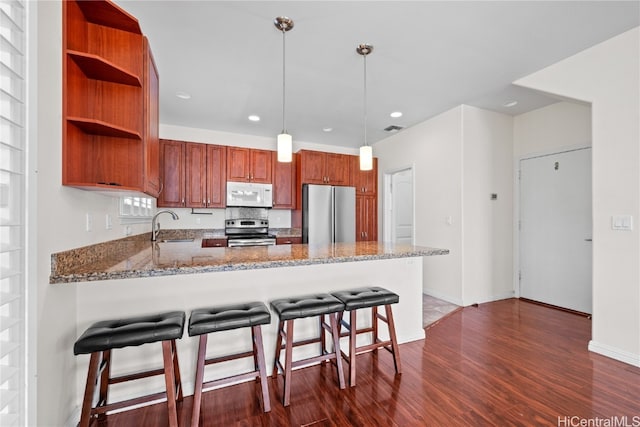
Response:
225,207,276,247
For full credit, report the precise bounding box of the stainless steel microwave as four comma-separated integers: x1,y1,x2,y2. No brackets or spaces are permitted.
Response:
226,182,273,208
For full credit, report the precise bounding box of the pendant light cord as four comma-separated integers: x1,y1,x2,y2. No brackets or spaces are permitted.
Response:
363,54,368,147
282,29,286,133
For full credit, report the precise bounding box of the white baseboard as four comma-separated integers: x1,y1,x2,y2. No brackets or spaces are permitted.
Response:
422,289,463,306
472,291,516,306
423,289,515,307
588,340,640,368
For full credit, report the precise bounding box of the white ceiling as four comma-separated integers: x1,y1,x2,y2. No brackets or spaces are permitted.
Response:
116,1,639,149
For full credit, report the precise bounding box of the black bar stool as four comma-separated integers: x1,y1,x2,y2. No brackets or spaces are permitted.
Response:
270,293,346,406
188,302,271,427
332,287,401,386
73,311,185,427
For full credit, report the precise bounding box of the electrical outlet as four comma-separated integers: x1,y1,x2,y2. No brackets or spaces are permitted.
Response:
85,213,93,232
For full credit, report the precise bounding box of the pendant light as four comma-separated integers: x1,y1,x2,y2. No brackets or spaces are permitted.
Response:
357,43,373,171
274,16,294,163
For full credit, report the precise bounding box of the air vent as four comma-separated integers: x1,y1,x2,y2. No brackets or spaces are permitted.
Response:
384,125,404,132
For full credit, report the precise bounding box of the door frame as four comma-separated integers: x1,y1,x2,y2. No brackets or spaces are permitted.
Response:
513,144,592,298
383,165,415,244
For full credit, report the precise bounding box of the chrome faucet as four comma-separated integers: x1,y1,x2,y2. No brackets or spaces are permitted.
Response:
151,210,179,241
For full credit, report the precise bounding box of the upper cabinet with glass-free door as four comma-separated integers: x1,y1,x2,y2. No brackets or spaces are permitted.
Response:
227,147,272,183
298,150,350,186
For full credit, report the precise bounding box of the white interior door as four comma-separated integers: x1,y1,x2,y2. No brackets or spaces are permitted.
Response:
392,168,414,244
519,148,592,313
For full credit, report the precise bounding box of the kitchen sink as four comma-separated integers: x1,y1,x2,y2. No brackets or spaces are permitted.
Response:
161,238,194,243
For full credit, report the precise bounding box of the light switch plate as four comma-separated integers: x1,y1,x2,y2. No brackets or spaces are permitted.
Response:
85,213,92,232
611,215,633,231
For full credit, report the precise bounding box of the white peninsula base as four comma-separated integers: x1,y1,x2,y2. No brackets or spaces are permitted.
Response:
74,256,424,412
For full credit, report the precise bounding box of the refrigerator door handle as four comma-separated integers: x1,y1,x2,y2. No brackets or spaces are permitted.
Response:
330,187,335,243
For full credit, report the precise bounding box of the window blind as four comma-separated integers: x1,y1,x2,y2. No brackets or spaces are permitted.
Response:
0,1,27,425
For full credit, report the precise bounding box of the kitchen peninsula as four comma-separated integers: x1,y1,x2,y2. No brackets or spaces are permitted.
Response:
54,233,448,402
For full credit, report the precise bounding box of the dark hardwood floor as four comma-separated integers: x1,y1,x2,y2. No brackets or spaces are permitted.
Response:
100,299,640,426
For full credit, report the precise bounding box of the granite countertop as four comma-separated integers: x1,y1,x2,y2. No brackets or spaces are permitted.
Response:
50,230,448,284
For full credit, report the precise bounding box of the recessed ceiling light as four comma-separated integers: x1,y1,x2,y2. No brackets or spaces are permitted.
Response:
175,91,191,100
248,115,261,122
503,100,518,107
390,111,403,118
322,127,333,132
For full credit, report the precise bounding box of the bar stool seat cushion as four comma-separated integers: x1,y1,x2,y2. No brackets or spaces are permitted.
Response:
270,293,345,320
332,287,399,311
74,311,185,355
188,302,271,336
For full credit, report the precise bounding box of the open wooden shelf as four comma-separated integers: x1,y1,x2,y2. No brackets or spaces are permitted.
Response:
67,117,142,140
68,50,141,86
76,0,142,34
63,1,158,196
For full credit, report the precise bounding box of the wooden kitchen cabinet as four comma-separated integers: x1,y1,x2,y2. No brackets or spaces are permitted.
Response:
185,142,227,208
350,156,378,196
356,194,378,241
227,147,272,183
142,38,160,197
272,152,297,209
276,237,302,245
158,140,226,208
63,0,159,196
298,150,350,186
158,140,185,207
202,238,228,248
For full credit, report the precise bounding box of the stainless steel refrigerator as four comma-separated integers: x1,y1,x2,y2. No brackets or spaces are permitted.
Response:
302,184,356,245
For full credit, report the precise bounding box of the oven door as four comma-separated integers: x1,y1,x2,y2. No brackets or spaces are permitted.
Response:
227,237,276,247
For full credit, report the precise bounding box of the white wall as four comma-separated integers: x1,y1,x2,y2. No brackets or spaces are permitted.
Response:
515,27,640,366
514,101,592,157
374,105,514,306
462,106,514,305
34,3,152,425
375,106,465,304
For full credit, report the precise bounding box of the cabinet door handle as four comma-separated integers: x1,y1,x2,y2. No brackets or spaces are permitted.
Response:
208,198,211,205
181,198,185,206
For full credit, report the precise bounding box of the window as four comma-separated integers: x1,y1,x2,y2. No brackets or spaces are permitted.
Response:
119,195,155,224
0,1,27,425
